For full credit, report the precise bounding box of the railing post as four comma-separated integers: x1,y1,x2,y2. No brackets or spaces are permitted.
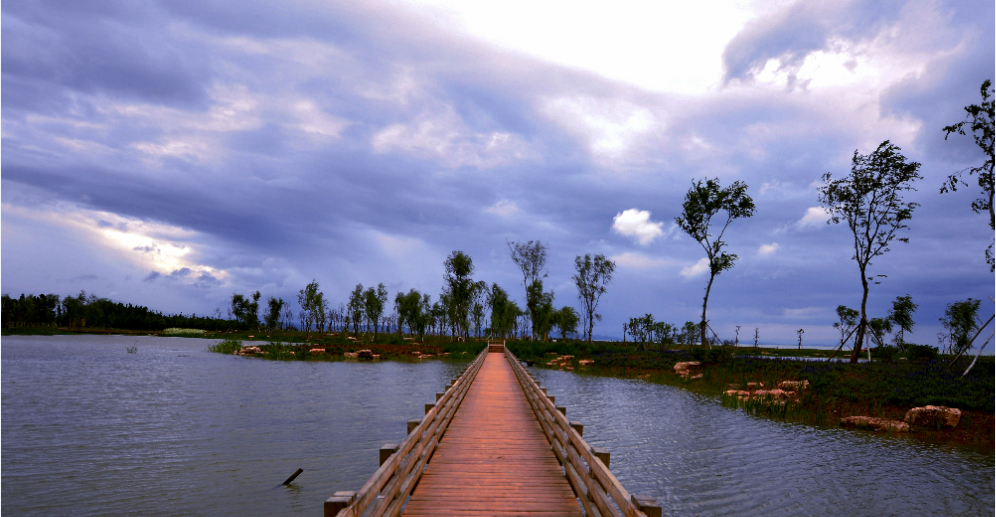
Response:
424,402,435,414
407,419,421,434
591,446,610,468
379,444,399,466
556,406,567,416
324,491,356,517
632,494,662,517
435,392,444,401
570,421,583,436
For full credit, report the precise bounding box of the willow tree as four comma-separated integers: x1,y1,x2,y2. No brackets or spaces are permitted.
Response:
675,178,755,347
819,141,922,363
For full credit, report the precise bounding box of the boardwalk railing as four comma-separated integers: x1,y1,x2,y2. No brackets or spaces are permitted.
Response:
504,348,657,517
325,347,489,517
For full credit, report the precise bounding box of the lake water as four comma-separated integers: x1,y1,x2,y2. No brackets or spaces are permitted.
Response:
3,336,993,516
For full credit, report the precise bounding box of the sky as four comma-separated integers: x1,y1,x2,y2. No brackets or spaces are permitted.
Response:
2,0,994,347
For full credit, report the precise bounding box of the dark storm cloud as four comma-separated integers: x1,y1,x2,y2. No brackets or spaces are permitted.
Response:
2,1,210,110
2,0,992,344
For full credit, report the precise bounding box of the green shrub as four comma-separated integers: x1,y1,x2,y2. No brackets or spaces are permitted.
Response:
208,338,242,354
875,346,899,363
906,344,938,362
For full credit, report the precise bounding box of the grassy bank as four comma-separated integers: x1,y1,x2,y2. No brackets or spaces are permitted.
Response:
507,341,994,446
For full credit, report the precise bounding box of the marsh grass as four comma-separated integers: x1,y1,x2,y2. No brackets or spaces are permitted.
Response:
208,338,242,354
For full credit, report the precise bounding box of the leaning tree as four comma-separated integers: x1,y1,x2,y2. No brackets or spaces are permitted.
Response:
675,178,755,347
942,79,995,271
819,141,922,363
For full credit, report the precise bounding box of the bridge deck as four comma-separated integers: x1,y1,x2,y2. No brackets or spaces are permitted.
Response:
401,351,582,517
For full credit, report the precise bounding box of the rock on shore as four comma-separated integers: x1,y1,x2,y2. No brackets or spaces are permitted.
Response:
904,405,961,429
840,416,910,433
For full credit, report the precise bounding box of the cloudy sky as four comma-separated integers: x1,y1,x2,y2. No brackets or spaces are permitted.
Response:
3,0,993,346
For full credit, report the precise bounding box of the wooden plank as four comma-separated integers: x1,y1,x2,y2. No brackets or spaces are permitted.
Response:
401,352,583,517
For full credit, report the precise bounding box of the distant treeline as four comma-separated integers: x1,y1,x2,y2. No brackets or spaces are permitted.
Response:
1,291,237,331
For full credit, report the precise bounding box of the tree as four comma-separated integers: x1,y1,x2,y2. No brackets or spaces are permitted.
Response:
508,240,548,340
627,314,656,350
347,284,364,336
364,283,388,340
942,79,995,271
572,253,616,344
297,281,327,336
395,289,432,341
231,291,261,330
887,295,917,349
443,251,485,340
833,305,860,350
528,280,555,341
486,283,521,339
264,296,285,330
938,298,981,355
675,178,755,347
551,306,579,341
819,141,922,362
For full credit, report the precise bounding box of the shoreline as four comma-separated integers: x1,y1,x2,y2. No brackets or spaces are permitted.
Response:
6,328,992,448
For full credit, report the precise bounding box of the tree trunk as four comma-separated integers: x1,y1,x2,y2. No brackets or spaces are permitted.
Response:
850,267,870,363
701,271,716,348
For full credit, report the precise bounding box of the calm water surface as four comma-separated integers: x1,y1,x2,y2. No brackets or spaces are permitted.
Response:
3,336,992,516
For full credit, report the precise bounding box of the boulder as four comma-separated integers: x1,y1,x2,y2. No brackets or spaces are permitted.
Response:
344,352,359,358
746,382,764,390
578,359,594,367
357,349,374,359
904,406,961,429
778,380,810,391
724,389,751,399
674,362,702,377
841,416,909,433
309,348,326,354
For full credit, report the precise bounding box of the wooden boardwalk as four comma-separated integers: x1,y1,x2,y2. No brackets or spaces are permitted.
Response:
401,351,583,517
325,346,660,517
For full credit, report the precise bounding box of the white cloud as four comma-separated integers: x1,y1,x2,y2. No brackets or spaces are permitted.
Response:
611,252,673,269
540,96,659,164
782,306,827,319
680,257,710,278
371,105,536,168
396,0,754,95
486,199,519,217
612,208,665,245
796,206,830,228
2,202,226,284
758,242,779,256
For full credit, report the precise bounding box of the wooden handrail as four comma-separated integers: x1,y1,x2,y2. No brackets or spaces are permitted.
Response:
504,347,650,517
327,347,489,517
